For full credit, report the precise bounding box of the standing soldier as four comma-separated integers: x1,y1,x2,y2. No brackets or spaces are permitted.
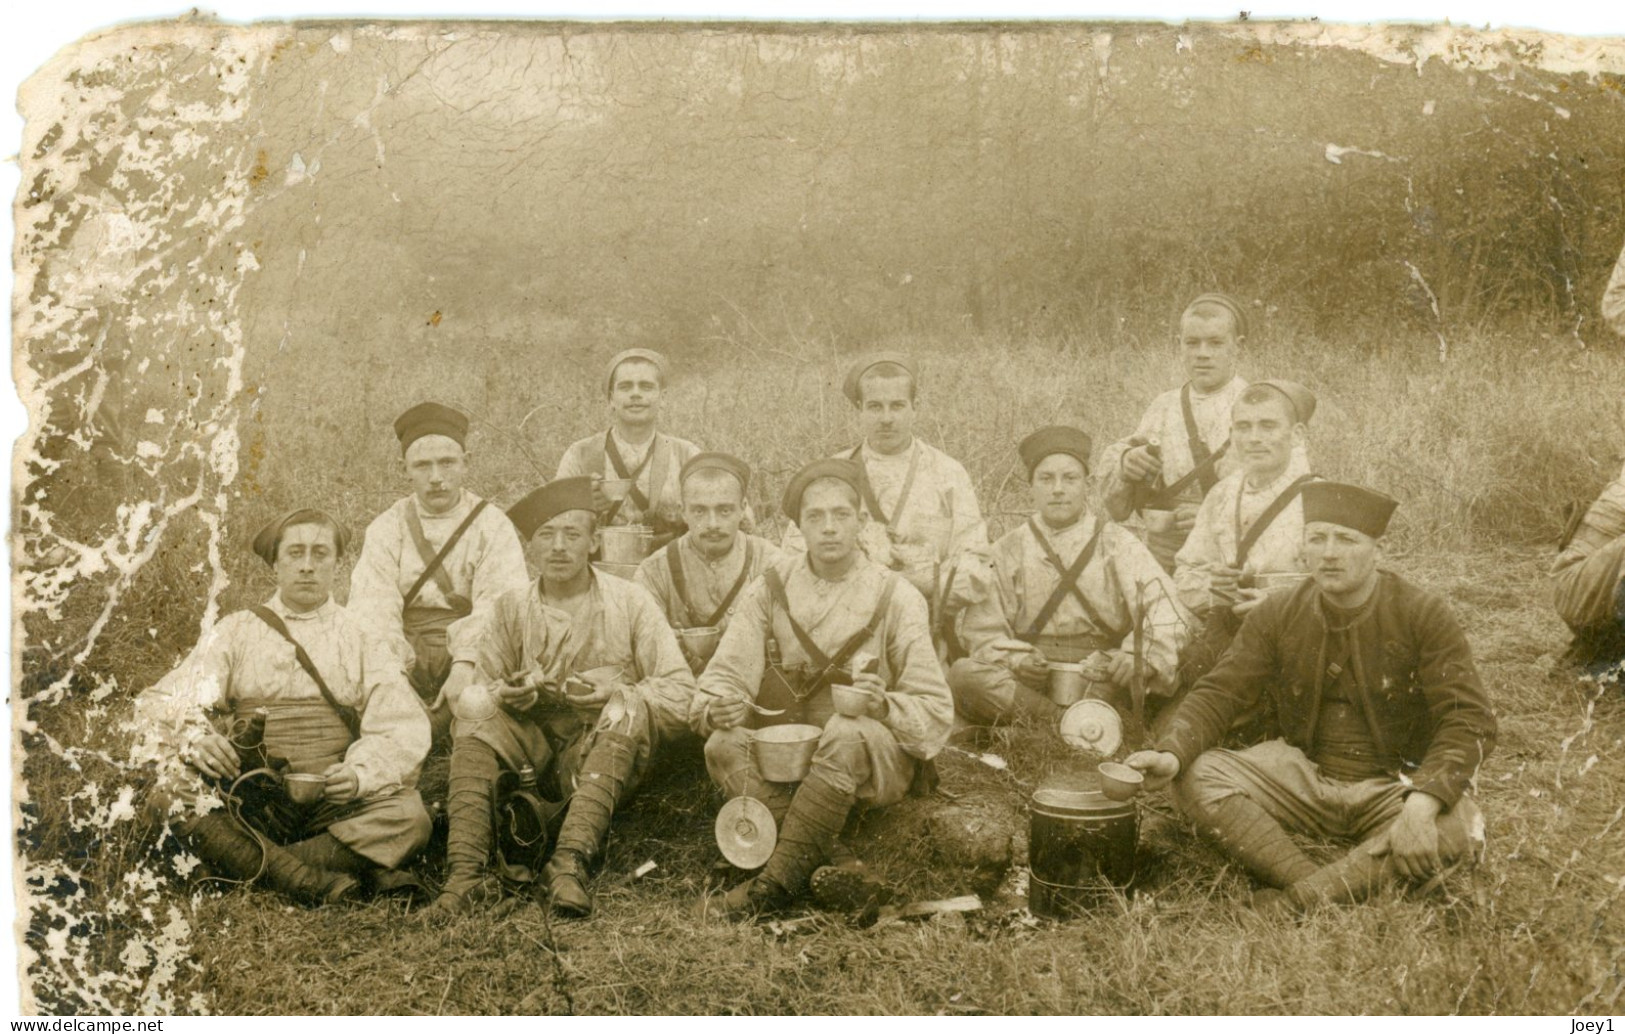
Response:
428,478,697,918
634,452,783,673
1101,293,1252,571
135,510,432,906
556,349,702,551
785,352,987,644
947,427,1188,728
698,459,953,919
349,402,528,735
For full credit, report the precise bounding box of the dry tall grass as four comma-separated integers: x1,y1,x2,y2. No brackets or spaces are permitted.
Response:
17,325,1625,1014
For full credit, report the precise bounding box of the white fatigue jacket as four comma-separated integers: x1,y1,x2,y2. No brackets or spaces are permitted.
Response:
634,532,784,633
1555,462,1625,572
1100,377,1249,516
1174,452,1315,616
696,553,953,760
956,514,1190,695
452,571,697,737
556,429,702,529
781,438,987,570
347,490,529,657
132,596,430,799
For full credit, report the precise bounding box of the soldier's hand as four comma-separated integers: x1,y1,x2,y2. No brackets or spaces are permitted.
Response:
187,732,240,781
1209,565,1243,608
322,763,360,804
1123,750,1180,791
588,475,611,514
1120,445,1162,483
497,680,541,713
1174,503,1199,534
563,674,617,708
1105,649,1137,688
1371,793,1445,880
1015,651,1049,689
850,672,890,719
1231,587,1267,617
705,695,750,731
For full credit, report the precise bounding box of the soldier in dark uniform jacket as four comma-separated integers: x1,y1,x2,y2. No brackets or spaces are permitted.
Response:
1127,482,1497,913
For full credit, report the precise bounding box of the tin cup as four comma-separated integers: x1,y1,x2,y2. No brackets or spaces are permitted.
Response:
1143,509,1177,535
283,773,326,806
1048,662,1088,706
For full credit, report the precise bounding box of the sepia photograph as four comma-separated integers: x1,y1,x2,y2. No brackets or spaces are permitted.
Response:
7,1,1625,1017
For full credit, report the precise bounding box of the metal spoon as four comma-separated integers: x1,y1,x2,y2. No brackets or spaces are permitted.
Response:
700,687,787,717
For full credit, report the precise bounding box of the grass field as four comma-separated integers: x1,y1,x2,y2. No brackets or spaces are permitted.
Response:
16,329,1625,1014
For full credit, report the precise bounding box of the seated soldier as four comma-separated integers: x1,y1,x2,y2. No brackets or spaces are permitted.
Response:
1127,483,1497,914
556,349,704,552
696,459,953,920
429,477,697,918
947,427,1189,728
634,452,783,673
1100,293,1252,572
348,402,529,736
1551,459,1625,672
1172,380,1319,689
782,353,987,646
133,509,433,907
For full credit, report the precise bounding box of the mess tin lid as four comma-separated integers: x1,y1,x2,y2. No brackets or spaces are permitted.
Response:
716,796,777,870
1031,779,1131,817
1058,699,1123,756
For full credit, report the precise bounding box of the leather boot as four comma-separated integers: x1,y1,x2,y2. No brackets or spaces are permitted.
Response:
1009,684,1063,726
428,737,501,915
1187,793,1319,889
758,771,855,900
545,729,639,917
554,730,637,860
1282,845,1394,910
285,832,373,875
182,811,358,907
541,848,593,918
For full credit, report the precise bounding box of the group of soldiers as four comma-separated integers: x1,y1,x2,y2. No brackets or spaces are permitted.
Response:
132,290,1622,925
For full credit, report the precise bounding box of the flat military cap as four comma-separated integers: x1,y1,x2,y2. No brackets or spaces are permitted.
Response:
508,477,596,540
1018,426,1093,477
605,348,667,395
681,451,750,491
251,509,349,565
394,402,469,453
1250,379,1317,425
781,458,866,521
841,351,918,404
1182,292,1250,340
1300,481,1398,539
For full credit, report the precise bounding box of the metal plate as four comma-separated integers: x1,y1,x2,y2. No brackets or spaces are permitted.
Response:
715,796,777,870
1058,699,1123,757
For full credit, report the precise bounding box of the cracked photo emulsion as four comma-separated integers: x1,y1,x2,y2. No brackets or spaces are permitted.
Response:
11,17,1625,1017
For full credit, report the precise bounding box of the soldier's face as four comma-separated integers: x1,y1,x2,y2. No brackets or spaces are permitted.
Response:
403,435,468,515
532,509,598,584
683,472,746,561
858,376,916,455
1231,396,1300,481
1030,453,1089,528
1180,312,1241,392
1303,521,1380,603
608,360,662,429
275,522,338,613
798,480,864,566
